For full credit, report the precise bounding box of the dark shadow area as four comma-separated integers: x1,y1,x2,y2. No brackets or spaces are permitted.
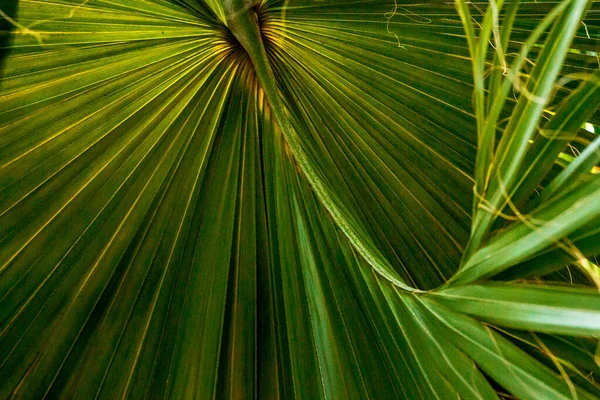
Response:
0,0,19,83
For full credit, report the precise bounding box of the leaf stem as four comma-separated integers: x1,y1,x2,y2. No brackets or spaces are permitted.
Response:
223,0,418,292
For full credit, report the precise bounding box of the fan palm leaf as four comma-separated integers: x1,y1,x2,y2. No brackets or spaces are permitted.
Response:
1,0,600,398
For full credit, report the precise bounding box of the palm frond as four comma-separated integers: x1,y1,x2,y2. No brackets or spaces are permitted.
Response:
1,0,600,398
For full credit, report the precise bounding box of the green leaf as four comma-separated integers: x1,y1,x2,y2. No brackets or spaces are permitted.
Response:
422,296,599,400
1,1,600,399
431,282,600,336
465,0,592,255
450,176,600,285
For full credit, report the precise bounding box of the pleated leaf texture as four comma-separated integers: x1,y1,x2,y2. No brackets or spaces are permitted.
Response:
1,0,600,399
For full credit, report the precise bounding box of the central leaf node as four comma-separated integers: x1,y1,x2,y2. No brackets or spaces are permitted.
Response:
223,0,263,55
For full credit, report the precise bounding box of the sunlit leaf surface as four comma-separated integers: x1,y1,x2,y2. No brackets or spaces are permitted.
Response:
1,0,600,398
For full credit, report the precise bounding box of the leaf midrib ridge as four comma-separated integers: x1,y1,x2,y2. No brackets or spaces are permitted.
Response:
223,0,418,292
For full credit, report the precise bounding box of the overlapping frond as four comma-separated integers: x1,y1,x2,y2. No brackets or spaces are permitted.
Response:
1,0,600,399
